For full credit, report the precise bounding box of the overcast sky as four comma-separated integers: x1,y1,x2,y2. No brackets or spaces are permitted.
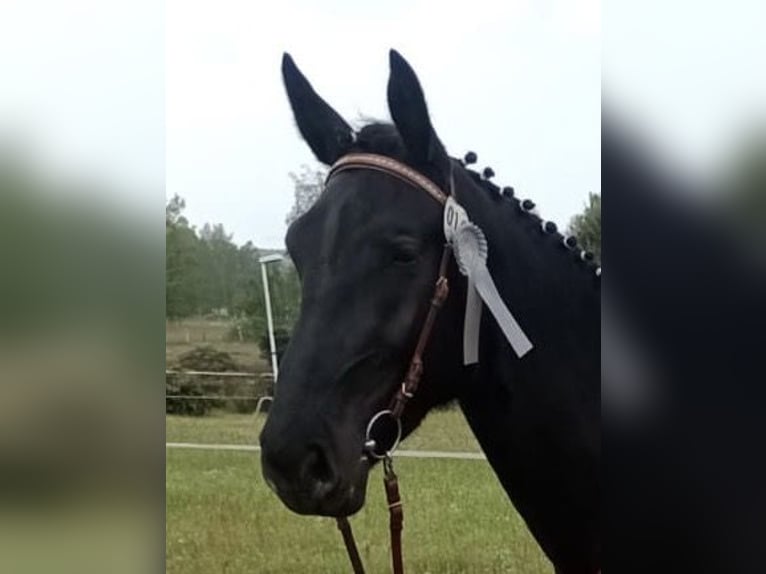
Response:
167,0,601,248
4,0,764,250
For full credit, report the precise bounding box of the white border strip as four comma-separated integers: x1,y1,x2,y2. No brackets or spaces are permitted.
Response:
166,442,486,460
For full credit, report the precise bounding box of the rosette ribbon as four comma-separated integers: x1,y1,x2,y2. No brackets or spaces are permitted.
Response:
444,197,534,363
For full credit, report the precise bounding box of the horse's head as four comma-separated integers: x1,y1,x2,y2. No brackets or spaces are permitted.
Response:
259,51,465,516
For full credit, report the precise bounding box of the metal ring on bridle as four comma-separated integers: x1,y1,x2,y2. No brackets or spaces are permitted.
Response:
364,409,402,460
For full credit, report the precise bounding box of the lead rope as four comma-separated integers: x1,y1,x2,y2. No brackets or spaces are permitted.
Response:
336,517,365,574
336,245,452,574
383,456,404,574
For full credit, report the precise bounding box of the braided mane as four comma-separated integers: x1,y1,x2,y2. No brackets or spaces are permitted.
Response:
348,122,600,281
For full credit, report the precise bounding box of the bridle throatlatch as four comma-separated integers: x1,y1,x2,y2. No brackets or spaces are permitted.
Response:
324,153,532,574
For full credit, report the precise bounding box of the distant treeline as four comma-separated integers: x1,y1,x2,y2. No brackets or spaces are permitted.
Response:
166,195,300,339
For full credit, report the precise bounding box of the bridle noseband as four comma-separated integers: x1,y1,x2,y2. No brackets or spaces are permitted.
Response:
326,153,453,574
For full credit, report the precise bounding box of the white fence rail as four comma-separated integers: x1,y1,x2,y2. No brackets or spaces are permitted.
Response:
165,370,272,379
165,370,273,410
166,442,487,460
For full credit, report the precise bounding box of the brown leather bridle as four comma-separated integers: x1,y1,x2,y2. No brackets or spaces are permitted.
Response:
325,153,453,574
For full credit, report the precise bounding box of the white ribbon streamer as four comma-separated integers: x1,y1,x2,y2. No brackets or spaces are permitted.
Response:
444,197,534,361
463,279,482,365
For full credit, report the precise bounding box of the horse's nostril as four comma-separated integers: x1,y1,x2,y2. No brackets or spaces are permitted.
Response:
262,436,343,508
302,444,336,487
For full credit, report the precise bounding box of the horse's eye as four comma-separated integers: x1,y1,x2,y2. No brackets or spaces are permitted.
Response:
391,241,419,265
393,250,416,264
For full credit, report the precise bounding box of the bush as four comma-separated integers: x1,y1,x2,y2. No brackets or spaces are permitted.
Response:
166,346,243,416
166,373,213,416
177,345,238,371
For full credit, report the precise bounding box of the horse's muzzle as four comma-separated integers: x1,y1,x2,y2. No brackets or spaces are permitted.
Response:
260,438,368,516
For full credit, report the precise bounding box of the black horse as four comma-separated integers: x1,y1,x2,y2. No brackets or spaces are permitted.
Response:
260,50,600,574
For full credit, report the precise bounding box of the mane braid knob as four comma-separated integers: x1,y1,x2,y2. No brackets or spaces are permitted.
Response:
521,199,536,212
502,186,514,199
563,236,578,249
580,250,595,262
482,167,495,180
464,151,477,165
542,221,557,234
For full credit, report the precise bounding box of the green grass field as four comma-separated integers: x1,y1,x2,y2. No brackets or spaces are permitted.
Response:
166,409,552,573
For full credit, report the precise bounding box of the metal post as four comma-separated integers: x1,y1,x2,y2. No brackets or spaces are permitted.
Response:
259,254,283,385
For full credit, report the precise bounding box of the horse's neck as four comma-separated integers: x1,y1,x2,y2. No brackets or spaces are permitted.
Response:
456,312,601,572
423,169,599,451
448,171,601,473
453,171,600,378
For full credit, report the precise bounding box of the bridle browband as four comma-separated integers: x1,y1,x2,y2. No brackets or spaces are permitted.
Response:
328,153,448,205
326,153,453,574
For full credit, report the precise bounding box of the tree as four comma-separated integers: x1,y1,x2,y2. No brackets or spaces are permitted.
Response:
165,194,303,356
166,194,187,226
197,222,239,313
233,257,301,344
166,196,244,318
569,192,601,260
285,165,327,227
166,195,202,318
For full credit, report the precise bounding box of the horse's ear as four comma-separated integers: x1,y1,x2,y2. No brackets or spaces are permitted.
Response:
387,49,449,170
282,53,353,165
